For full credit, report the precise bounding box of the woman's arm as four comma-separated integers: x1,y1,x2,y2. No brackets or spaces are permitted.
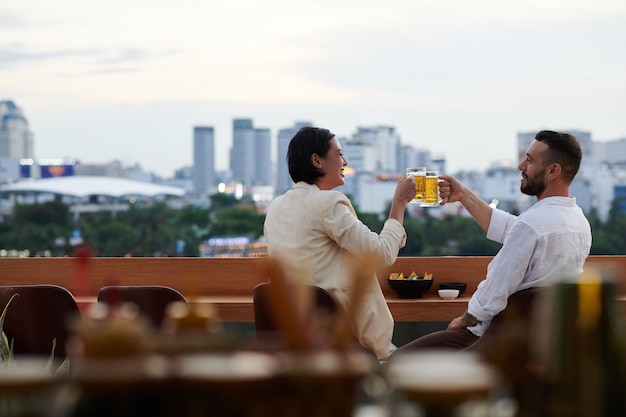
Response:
387,176,417,224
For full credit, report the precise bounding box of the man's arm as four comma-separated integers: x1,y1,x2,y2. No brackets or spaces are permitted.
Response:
439,175,493,232
447,311,481,330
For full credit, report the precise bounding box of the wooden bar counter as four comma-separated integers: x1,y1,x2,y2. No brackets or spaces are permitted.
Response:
1,255,625,322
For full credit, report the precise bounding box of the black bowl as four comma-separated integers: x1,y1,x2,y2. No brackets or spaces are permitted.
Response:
439,282,467,296
388,277,433,299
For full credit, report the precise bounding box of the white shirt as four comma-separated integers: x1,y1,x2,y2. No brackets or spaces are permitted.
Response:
263,182,407,359
467,196,592,337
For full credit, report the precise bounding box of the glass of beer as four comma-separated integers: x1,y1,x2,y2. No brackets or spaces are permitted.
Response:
420,170,440,207
406,167,426,203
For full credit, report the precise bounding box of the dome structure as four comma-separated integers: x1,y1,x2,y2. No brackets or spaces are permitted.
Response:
1,176,186,198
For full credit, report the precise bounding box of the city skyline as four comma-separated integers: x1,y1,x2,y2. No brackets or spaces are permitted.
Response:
2,0,626,178
3,104,625,181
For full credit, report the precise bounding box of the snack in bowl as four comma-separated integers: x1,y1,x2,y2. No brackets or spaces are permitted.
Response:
388,272,434,299
389,271,433,281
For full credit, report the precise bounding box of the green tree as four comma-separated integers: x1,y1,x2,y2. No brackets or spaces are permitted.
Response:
171,206,212,256
590,232,626,255
2,194,625,257
3,201,73,255
13,201,71,227
208,207,264,239
89,221,139,256
457,236,502,255
399,218,425,256
209,193,239,210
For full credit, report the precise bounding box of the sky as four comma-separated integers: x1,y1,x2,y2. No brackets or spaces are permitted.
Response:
2,0,626,178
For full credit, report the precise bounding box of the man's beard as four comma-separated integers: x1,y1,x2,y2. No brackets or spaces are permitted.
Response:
521,169,547,197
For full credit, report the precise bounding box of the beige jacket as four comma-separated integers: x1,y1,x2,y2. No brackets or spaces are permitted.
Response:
263,182,406,358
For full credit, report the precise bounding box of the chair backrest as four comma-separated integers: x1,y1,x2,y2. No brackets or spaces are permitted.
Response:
97,285,187,329
0,284,81,359
252,282,340,334
468,287,544,404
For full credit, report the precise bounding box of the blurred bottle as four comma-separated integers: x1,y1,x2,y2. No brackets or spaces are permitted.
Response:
523,267,625,417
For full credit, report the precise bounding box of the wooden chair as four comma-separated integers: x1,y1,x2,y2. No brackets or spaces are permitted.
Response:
252,282,340,336
467,287,544,409
0,284,81,359
97,285,187,329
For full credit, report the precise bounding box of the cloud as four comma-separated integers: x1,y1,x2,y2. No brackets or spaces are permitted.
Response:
0,45,184,78
3,0,626,178
0,8,23,29
0,46,102,68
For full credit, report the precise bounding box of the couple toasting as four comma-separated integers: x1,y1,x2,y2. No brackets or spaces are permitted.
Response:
263,126,591,360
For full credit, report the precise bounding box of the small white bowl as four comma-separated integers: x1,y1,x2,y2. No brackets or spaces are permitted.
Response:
438,289,459,300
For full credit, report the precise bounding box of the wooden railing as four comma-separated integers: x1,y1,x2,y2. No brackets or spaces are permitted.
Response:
1,255,624,322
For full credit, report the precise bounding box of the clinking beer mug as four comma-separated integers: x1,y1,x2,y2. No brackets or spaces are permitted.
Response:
406,167,426,203
420,170,441,207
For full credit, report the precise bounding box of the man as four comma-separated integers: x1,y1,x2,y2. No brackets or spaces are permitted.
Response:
394,130,592,353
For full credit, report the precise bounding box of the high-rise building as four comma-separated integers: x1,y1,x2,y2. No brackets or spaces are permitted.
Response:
193,126,216,196
352,126,400,173
230,118,272,188
400,146,432,173
593,137,626,166
276,121,312,195
231,119,255,187
255,128,272,187
0,100,34,160
342,139,377,174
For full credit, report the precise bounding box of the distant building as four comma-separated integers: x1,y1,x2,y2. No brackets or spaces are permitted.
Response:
342,137,377,174
0,100,34,161
482,165,526,213
192,126,216,196
594,137,626,166
354,174,400,214
74,160,154,182
254,127,272,187
429,156,447,175
399,146,431,174
0,157,20,183
352,126,400,173
230,118,272,189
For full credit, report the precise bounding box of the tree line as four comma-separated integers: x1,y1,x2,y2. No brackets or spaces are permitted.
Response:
0,193,624,257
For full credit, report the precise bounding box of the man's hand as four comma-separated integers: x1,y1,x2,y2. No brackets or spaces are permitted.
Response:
438,175,464,205
447,311,481,330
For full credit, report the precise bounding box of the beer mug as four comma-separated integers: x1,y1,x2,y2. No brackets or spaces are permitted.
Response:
420,170,440,207
406,167,426,203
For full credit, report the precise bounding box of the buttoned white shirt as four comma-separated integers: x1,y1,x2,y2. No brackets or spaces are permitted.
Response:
263,182,407,358
467,196,592,337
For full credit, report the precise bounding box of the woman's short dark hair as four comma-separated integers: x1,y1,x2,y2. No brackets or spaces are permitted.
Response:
287,126,335,184
534,130,582,184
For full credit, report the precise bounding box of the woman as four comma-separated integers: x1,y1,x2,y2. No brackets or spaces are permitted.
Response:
263,126,416,359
